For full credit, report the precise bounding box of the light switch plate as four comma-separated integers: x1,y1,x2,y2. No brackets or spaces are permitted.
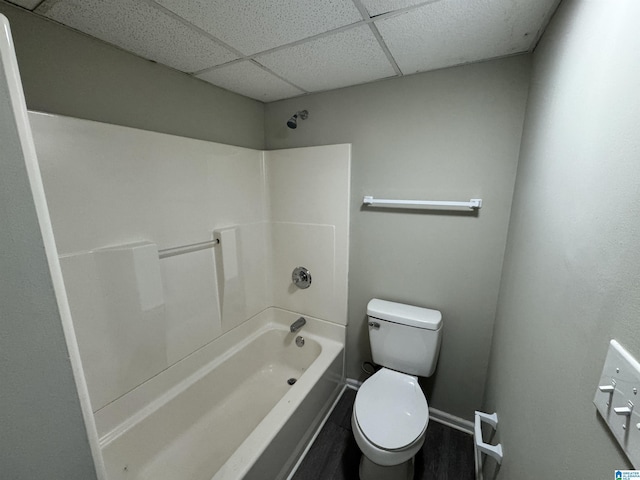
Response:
594,340,640,468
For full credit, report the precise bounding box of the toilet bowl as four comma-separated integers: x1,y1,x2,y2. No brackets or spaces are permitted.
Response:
351,368,428,479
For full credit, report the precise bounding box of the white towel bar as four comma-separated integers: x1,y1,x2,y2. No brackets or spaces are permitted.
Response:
158,238,219,259
363,196,482,209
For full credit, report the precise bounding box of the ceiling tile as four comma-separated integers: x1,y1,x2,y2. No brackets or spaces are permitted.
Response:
257,25,396,93
359,0,431,17
376,0,558,74
153,0,363,55
5,0,43,9
196,61,305,102
38,0,237,73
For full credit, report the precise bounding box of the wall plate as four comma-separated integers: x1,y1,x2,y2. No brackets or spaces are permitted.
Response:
594,340,640,468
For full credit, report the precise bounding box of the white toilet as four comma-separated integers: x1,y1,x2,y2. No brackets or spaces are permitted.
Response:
352,299,443,480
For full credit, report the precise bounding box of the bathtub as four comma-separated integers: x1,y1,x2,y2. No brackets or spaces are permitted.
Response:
93,307,345,480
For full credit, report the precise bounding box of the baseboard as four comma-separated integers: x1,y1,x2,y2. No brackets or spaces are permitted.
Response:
429,407,474,435
345,377,362,390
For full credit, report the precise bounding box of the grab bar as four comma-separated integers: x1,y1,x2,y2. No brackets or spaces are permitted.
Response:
158,238,219,259
363,196,482,210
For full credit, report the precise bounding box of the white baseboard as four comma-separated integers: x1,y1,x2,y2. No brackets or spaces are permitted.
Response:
430,408,478,479
428,407,474,435
345,377,362,390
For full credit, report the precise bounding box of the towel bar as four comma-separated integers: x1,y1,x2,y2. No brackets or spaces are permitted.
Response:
363,196,482,209
158,238,219,259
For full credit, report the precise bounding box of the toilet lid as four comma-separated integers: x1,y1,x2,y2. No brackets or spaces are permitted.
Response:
354,368,428,450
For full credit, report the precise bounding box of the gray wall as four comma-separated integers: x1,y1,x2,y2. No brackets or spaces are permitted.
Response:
0,1,264,149
482,0,640,477
0,32,97,479
265,56,530,420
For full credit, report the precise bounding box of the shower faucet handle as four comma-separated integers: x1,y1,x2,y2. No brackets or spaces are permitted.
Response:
292,266,312,289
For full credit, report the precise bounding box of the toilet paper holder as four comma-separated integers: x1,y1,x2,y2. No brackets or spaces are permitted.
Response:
474,410,503,473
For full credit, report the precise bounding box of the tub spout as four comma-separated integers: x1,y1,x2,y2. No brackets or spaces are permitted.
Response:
290,317,306,333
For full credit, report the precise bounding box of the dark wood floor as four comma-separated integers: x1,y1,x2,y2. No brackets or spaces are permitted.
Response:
291,388,475,480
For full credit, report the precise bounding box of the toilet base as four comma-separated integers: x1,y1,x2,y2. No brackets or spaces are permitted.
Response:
359,454,414,480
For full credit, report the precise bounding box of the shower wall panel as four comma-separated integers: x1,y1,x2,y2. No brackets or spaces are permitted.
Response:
30,112,268,411
29,112,350,413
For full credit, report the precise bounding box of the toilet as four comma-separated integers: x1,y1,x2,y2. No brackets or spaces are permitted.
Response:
352,299,443,480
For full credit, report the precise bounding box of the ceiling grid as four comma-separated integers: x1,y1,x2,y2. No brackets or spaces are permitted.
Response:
6,0,560,102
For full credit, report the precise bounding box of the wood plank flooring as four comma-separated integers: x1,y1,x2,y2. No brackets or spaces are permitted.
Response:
291,388,475,480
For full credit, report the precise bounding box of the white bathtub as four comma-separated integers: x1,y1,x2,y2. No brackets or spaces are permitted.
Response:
94,307,345,480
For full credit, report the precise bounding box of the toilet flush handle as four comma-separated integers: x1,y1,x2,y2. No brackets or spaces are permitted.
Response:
368,321,380,329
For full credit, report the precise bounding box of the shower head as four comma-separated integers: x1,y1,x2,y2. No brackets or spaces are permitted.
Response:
287,110,308,129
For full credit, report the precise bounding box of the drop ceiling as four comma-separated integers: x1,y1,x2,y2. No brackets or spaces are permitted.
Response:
8,0,560,103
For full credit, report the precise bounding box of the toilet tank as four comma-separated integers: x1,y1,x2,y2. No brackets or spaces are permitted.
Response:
367,299,442,377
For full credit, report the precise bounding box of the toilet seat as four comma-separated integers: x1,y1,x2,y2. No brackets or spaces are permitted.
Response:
354,368,428,451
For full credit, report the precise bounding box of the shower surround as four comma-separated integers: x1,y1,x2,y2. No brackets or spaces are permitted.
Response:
28,111,350,479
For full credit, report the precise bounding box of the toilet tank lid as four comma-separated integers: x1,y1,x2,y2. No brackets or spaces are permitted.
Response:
367,299,442,330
